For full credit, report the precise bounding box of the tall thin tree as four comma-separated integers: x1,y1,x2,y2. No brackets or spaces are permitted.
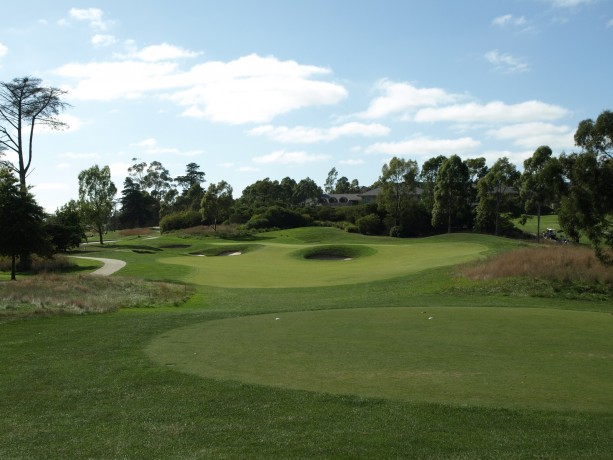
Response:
0,77,69,191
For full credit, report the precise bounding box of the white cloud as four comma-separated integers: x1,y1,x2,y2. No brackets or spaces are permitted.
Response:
546,0,593,7
0,42,7,58
365,137,481,156
133,138,157,148
485,50,530,73
127,43,200,62
57,60,181,100
56,53,347,124
487,122,575,149
492,14,527,27
248,122,390,143
360,80,460,119
172,54,347,124
339,158,364,165
69,8,113,31
252,150,330,164
607,19,613,27
92,34,117,47
415,100,569,124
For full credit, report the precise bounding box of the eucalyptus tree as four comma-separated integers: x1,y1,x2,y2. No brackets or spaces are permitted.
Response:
377,156,419,229
78,165,117,244
475,157,519,236
0,77,69,191
200,181,234,230
293,177,322,206
559,110,613,263
324,167,338,194
519,146,563,243
419,155,447,214
432,155,471,233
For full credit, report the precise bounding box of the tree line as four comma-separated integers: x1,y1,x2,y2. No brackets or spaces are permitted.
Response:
1,76,612,280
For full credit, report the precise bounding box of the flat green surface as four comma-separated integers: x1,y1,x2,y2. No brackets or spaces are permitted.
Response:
147,307,613,413
161,241,489,287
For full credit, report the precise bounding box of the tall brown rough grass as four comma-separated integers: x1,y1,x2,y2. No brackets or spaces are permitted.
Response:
462,245,613,285
118,228,155,237
0,274,193,321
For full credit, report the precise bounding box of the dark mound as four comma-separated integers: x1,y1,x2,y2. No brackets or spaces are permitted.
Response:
296,245,376,261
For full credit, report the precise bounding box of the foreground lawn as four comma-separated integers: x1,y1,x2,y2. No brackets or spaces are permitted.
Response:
1,228,612,458
147,307,613,413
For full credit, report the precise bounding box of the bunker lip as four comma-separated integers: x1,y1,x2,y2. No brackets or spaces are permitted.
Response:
306,254,352,261
189,251,242,257
297,244,374,261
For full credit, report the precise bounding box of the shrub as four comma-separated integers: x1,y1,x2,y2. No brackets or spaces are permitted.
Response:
389,226,403,238
356,213,382,235
344,223,359,233
244,216,270,230
246,206,309,230
160,211,202,233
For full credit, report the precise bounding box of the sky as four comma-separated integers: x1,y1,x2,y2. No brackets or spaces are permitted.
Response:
0,0,611,212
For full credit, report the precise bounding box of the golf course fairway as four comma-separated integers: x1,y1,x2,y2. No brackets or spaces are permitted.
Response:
147,307,613,413
160,241,489,287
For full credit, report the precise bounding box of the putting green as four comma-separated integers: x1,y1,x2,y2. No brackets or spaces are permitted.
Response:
147,307,613,412
160,241,488,287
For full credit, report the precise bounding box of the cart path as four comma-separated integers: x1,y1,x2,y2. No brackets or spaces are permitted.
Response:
71,256,126,276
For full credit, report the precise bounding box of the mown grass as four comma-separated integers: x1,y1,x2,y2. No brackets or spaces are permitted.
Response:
0,227,612,458
148,306,613,413
513,214,561,236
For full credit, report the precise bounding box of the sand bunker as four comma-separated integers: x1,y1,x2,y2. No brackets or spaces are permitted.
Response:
189,251,242,257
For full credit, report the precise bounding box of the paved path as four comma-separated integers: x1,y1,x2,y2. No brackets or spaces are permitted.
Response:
71,256,127,276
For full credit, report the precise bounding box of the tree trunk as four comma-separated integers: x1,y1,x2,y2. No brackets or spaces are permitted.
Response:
11,254,16,280
536,202,541,243
98,225,104,245
494,191,500,237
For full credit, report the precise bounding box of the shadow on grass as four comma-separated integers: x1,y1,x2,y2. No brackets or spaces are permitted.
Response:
99,244,163,251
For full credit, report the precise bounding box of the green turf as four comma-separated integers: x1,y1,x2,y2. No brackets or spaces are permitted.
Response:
513,214,561,236
147,307,613,413
160,240,489,288
1,227,612,458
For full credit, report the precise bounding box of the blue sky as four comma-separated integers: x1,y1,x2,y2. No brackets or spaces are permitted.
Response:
0,0,611,211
